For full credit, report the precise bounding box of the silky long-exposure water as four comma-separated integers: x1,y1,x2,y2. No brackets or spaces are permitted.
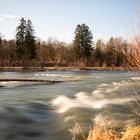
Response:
0,71,140,140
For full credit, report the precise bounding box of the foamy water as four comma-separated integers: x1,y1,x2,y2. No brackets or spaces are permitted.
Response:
51,80,139,114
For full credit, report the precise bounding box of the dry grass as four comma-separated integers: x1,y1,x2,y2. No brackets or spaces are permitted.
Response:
121,126,140,140
122,36,140,70
87,125,120,140
87,125,140,140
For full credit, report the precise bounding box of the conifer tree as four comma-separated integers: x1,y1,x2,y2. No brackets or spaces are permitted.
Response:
15,18,26,60
15,18,36,61
73,24,93,64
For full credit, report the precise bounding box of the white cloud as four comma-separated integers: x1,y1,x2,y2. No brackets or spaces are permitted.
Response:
0,14,17,22
2,14,16,19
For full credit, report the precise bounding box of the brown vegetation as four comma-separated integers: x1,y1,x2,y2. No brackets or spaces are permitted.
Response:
0,36,128,69
87,125,140,140
122,36,140,70
87,126,120,140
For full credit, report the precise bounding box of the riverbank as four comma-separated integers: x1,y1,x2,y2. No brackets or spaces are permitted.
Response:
86,125,140,140
0,66,127,72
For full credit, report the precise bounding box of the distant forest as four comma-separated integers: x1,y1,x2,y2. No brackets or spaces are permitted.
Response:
0,18,130,68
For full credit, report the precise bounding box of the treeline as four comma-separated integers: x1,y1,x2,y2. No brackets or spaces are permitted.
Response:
0,18,128,68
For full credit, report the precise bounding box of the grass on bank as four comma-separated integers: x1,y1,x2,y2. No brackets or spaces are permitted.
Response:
87,125,140,140
72,124,140,140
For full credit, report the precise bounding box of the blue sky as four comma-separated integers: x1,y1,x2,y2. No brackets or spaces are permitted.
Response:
0,0,138,42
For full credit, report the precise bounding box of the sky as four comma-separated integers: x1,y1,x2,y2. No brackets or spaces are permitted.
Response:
0,0,138,43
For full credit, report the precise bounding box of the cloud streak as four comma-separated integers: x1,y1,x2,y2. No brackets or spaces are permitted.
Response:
2,14,16,19
0,14,17,22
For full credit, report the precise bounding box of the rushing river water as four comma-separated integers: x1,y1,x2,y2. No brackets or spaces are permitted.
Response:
0,70,140,140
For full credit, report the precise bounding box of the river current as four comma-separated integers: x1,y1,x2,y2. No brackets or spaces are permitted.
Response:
0,70,140,140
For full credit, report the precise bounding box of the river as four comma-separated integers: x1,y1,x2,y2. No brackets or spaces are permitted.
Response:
0,70,140,140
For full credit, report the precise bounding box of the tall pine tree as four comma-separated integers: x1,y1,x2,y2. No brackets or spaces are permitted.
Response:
15,18,26,60
15,18,36,61
73,24,93,64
